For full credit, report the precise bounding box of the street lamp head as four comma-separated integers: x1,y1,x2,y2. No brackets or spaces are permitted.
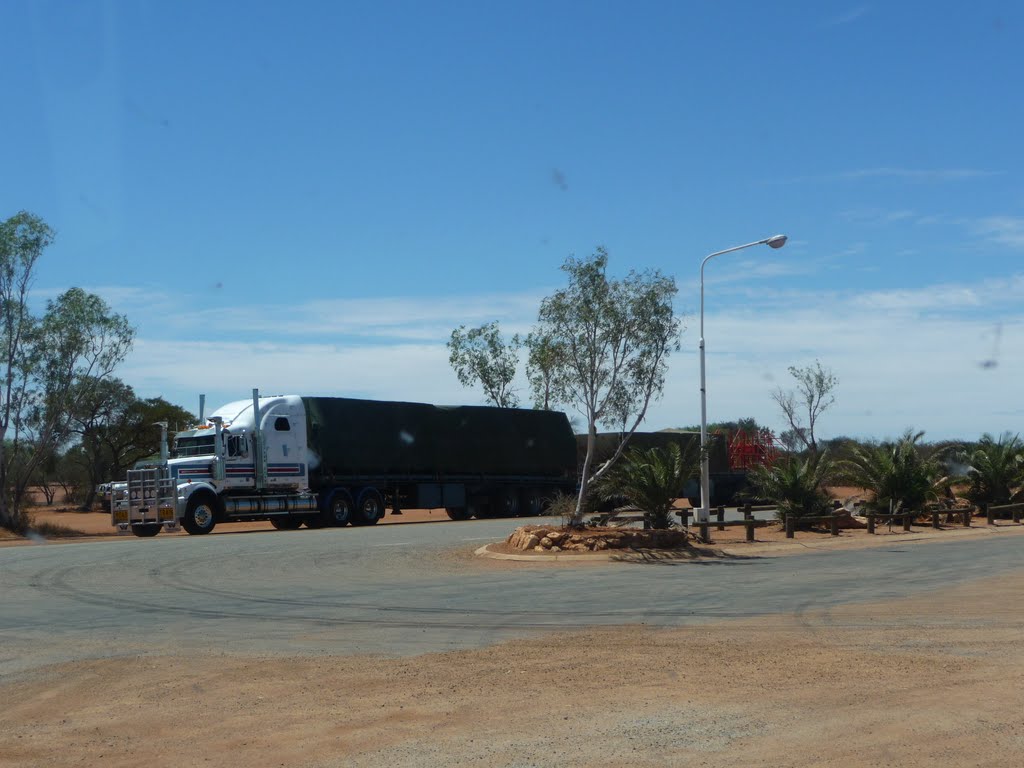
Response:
766,234,788,249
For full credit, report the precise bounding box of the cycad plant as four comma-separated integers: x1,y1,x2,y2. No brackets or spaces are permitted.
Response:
836,429,947,515
959,432,1024,508
595,442,700,529
746,450,835,529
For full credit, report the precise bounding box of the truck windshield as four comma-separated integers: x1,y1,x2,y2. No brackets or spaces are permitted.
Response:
173,435,216,457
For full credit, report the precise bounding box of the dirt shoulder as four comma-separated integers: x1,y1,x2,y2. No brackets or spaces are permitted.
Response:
2,571,1022,767
0,506,454,546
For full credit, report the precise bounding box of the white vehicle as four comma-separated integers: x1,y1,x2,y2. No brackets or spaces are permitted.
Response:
110,391,319,537
110,389,576,537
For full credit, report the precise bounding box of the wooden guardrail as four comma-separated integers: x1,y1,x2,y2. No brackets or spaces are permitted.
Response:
862,507,974,533
673,506,774,543
985,503,1024,524
782,513,841,538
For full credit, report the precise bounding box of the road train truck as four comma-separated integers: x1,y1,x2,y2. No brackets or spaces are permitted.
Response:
110,390,578,537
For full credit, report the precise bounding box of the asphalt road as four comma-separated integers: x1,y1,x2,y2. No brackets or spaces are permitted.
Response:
3,518,1023,678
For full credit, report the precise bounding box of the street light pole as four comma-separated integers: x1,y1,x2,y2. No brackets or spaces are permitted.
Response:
697,234,787,524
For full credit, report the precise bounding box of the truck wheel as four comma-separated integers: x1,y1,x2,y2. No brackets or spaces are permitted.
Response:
182,494,218,535
271,517,303,530
325,489,354,526
522,489,546,516
493,488,520,518
130,523,162,537
445,507,471,521
352,488,384,526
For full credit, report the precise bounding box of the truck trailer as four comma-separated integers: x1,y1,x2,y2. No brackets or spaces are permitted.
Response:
110,391,577,536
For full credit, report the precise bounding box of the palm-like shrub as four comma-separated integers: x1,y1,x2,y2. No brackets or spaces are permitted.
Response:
595,442,699,529
836,429,946,514
747,451,835,529
960,432,1024,508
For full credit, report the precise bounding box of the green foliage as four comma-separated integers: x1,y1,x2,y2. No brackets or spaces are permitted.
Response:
958,432,1024,508
0,211,134,531
772,360,838,453
67,377,195,509
51,447,90,504
675,417,768,435
447,321,520,407
524,329,569,411
595,442,699,529
747,451,835,528
527,248,680,525
821,435,863,461
836,429,948,514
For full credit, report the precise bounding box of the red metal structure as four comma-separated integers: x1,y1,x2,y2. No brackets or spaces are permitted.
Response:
725,428,780,470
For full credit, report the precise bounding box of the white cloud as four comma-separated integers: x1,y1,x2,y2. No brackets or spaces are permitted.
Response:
160,290,547,342
118,272,1024,443
975,216,1024,249
839,208,915,225
768,168,1000,185
120,340,465,414
653,300,1023,442
824,6,869,26
838,167,1000,182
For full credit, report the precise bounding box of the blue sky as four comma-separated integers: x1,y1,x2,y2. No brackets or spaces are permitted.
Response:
2,1,1022,441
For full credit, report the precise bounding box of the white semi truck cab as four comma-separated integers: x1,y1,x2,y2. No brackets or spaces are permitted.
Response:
111,390,318,536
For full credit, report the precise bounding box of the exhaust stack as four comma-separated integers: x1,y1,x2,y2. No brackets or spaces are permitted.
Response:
252,388,267,490
156,422,169,462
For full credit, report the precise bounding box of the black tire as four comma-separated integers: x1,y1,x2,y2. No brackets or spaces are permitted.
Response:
493,488,521,518
325,489,354,527
352,488,384,526
181,494,218,535
467,500,487,519
445,507,471,521
130,523,162,537
271,517,303,531
521,489,546,517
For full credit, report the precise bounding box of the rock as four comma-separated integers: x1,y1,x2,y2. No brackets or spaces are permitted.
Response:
524,534,540,549
539,537,553,548
595,539,609,550
551,546,561,552
546,531,567,543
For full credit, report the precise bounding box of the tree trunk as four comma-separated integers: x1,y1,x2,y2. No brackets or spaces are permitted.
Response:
573,423,597,527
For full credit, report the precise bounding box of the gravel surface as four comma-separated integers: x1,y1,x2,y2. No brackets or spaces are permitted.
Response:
2,518,1023,766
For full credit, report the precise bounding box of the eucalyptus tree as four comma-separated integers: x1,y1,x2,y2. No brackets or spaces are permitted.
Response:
524,329,568,411
526,247,681,524
0,212,134,531
772,360,838,453
447,321,521,407
66,377,195,509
